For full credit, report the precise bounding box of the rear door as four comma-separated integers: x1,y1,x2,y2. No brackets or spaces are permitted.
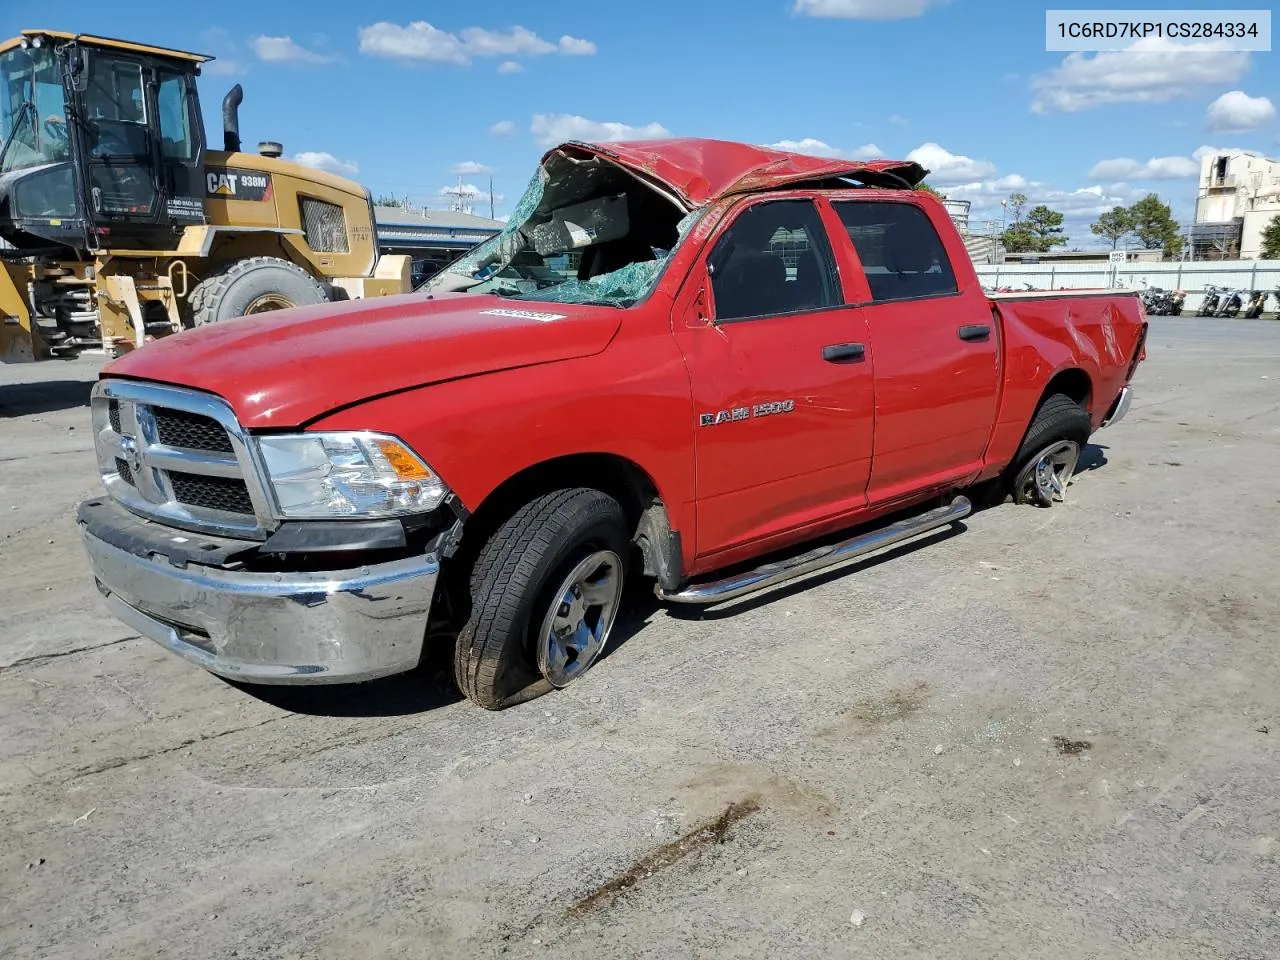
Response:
829,198,1000,503
672,196,875,559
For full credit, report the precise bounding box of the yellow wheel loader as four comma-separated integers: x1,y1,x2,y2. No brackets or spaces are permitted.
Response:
0,30,409,362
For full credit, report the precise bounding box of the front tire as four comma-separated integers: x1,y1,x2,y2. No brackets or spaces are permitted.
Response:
453,489,629,710
189,256,328,325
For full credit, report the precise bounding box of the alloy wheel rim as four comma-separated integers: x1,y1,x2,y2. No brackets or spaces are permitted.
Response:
536,549,623,688
1025,440,1080,506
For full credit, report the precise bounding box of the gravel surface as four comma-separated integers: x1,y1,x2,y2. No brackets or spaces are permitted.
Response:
2,319,1278,959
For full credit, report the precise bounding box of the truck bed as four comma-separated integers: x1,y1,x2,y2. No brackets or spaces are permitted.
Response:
987,288,1135,302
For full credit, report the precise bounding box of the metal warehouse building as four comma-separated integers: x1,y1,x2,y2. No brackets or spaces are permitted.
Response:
374,207,503,285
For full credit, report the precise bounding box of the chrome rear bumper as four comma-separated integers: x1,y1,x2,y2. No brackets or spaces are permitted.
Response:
1102,385,1133,427
81,526,437,684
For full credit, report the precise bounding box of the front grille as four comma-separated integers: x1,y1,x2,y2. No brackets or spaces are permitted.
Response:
154,409,234,453
300,198,349,253
92,381,269,539
169,472,255,515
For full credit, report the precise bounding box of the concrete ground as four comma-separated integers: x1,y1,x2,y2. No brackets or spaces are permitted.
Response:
1,319,1278,960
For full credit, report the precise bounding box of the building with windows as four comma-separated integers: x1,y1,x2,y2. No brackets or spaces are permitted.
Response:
374,206,503,285
1191,150,1280,260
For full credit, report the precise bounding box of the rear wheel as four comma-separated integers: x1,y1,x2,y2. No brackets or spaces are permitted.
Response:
452,488,629,710
189,256,328,325
1008,393,1092,507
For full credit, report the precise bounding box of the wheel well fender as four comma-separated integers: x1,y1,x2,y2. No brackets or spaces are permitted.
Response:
1040,367,1092,413
457,453,682,593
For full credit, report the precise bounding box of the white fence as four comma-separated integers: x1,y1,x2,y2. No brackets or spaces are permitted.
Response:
974,260,1280,313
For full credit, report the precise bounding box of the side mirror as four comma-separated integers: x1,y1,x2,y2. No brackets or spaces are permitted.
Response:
68,47,90,92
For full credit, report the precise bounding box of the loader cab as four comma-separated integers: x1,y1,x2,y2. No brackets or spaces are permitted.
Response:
0,31,209,255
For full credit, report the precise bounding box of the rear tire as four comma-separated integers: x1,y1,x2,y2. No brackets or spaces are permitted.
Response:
453,489,629,710
189,256,328,325
1007,393,1092,507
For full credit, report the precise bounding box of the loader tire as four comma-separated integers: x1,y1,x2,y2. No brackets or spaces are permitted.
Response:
189,256,328,325
1008,393,1093,507
453,489,628,711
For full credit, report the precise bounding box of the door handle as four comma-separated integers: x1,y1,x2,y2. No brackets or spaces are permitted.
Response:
822,342,865,363
958,324,991,342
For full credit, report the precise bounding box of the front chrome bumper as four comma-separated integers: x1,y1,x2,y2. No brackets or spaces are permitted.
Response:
81,526,438,685
1102,385,1133,427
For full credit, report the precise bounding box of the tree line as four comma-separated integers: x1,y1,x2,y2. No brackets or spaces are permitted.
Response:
1089,196,1184,258
917,184,1195,259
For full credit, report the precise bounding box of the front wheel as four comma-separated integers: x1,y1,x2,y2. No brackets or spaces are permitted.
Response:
452,488,629,710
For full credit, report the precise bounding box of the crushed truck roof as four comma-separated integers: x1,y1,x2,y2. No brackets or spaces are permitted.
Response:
553,138,928,208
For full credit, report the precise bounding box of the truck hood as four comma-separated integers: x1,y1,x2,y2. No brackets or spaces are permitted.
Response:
103,293,622,428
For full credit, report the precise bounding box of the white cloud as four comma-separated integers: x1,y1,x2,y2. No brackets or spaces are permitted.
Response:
888,114,908,126
793,0,946,19
558,35,598,56
905,143,996,183
489,120,516,137
1192,144,1257,162
359,21,467,63
458,26,555,57
497,60,524,75
764,139,885,160
767,138,842,157
250,35,332,64
1205,91,1276,133
359,21,596,64
531,113,670,147
452,160,493,175
203,59,245,76
1087,156,1200,180
292,151,359,176
1031,38,1249,113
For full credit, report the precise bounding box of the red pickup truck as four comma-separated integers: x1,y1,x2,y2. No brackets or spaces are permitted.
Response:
77,139,1146,709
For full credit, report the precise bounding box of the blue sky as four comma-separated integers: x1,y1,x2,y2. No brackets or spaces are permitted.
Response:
9,1,1279,245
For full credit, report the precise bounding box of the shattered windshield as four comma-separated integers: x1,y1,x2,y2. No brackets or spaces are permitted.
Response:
0,47,70,175
425,157,701,309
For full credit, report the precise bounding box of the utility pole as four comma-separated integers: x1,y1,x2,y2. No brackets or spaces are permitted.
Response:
489,175,495,220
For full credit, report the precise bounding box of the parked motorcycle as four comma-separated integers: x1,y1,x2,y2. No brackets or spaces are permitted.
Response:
1215,288,1245,318
1243,289,1269,319
1197,284,1223,317
1141,286,1186,316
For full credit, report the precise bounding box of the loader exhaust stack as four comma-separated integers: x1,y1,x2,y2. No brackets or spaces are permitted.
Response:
222,84,243,153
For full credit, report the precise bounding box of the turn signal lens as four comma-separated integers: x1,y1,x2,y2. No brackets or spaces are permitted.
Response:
371,437,434,481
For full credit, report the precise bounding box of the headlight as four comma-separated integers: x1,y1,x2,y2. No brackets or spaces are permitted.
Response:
256,432,449,519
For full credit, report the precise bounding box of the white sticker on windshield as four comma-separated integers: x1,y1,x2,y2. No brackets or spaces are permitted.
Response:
479,308,567,323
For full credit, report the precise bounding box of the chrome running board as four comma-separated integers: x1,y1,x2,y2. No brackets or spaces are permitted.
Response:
657,495,972,605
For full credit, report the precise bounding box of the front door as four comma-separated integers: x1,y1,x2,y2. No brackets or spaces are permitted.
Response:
829,198,1000,503
78,52,159,230
673,197,875,559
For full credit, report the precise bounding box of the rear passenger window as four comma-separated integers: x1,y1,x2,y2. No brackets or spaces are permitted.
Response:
833,201,957,303
708,200,839,322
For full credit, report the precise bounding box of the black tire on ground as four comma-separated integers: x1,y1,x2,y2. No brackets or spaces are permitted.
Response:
453,488,629,710
1006,393,1093,504
188,256,328,325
